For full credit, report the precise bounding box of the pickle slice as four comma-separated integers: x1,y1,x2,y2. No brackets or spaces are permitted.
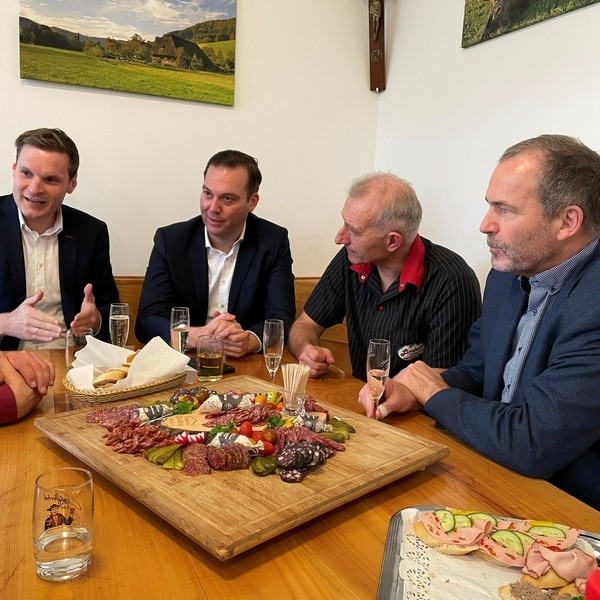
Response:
514,531,536,547
467,512,498,526
490,529,524,555
434,509,455,533
527,525,566,538
453,514,473,528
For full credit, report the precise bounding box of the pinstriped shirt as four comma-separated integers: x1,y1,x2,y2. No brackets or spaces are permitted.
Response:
501,238,599,403
304,235,482,381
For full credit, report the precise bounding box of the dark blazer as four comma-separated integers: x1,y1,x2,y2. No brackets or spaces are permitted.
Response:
135,213,296,345
426,243,600,510
0,194,119,349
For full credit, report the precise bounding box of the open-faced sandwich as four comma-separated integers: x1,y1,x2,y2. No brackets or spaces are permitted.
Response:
412,508,598,599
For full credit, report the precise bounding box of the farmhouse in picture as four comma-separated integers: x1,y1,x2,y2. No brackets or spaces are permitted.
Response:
152,34,217,71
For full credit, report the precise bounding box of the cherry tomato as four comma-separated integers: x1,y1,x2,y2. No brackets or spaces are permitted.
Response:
264,429,278,444
254,393,267,404
231,427,240,434
260,441,274,456
251,430,266,442
239,421,253,438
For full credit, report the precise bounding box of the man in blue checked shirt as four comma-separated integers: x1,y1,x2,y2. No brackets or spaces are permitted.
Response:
367,134,600,510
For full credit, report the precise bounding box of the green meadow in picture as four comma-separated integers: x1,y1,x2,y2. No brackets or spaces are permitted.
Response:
462,0,600,48
19,0,236,106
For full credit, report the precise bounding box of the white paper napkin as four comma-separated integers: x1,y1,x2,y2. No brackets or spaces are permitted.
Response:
67,336,191,390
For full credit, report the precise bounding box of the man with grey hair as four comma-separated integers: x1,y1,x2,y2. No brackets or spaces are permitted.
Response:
373,135,600,509
289,172,481,383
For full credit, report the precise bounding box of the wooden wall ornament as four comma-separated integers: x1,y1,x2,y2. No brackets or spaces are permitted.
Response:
369,0,386,92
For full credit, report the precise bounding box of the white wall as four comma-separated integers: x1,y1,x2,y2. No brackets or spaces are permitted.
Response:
3,0,600,285
377,0,600,284
0,0,379,277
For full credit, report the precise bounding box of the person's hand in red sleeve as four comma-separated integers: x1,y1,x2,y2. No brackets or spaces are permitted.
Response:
0,352,51,422
4,351,55,395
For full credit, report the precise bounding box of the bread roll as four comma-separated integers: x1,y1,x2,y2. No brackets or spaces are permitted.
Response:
93,368,128,389
412,520,479,556
557,582,581,597
108,366,129,376
520,570,570,589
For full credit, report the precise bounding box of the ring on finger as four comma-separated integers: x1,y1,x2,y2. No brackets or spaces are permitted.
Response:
34,327,39,335
378,403,389,419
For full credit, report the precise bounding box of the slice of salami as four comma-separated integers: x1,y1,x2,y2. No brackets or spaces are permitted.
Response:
206,446,225,470
183,444,211,476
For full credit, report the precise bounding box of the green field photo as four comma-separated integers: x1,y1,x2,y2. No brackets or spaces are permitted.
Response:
19,1,236,106
20,44,234,105
462,0,600,48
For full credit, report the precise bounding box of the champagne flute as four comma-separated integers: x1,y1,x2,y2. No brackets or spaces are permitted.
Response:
170,307,190,353
366,338,391,419
263,319,284,383
109,303,129,348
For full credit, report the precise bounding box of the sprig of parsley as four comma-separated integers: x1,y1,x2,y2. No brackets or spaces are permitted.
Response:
268,414,285,428
172,400,195,415
206,422,236,443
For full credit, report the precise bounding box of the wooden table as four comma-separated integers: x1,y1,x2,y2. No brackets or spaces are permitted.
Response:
2,347,599,599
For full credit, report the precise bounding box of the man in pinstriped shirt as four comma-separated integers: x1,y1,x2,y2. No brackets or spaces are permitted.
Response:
289,172,481,382
374,135,600,509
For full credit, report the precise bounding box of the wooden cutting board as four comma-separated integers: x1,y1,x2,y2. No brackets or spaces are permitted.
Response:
35,375,449,561
161,409,327,432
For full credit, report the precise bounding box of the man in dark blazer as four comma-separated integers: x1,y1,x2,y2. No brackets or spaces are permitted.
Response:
135,150,295,357
363,135,600,510
0,128,119,350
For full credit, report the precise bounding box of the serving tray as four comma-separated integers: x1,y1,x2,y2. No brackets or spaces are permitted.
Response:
377,505,600,600
35,376,449,561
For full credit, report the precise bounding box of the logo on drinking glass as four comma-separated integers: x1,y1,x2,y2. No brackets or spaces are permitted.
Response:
43,493,79,530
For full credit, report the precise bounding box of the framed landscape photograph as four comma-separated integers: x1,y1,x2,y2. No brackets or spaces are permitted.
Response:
19,0,237,106
462,0,600,48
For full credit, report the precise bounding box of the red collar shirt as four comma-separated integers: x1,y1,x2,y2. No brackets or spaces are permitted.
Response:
303,235,481,381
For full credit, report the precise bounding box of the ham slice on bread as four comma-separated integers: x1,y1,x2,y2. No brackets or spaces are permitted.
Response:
414,509,493,555
410,508,597,598
522,544,597,590
510,521,580,551
478,534,528,568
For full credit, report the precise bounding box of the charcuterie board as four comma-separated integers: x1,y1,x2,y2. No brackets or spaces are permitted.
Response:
161,409,327,432
161,411,267,432
35,376,449,561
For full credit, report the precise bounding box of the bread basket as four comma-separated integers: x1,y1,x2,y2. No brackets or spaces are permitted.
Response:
63,372,187,409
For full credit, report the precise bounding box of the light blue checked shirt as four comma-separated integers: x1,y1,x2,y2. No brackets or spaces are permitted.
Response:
501,239,598,403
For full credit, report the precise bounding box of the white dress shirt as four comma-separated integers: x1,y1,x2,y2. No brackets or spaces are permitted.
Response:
204,224,261,351
204,225,245,322
18,209,67,350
